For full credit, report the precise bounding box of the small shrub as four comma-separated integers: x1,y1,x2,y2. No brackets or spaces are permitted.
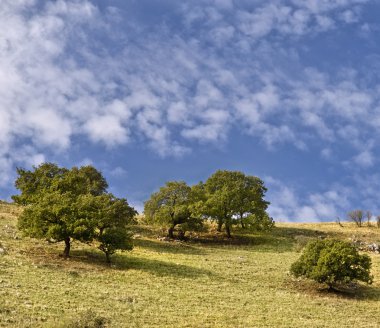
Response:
60,310,108,328
347,210,364,227
335,217,343,227
241,213,275,232
366,211,372,227
290,239,373,289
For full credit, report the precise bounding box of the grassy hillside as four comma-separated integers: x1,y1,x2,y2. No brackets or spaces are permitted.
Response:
1,203,380,327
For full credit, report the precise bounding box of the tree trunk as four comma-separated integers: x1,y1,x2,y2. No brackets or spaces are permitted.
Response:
105,252,111,264
239,214,245,229
178,230,185,240
168,225,175,239
217,219,223,232
63,237,71,258
226,224,231,238
327,284,338,292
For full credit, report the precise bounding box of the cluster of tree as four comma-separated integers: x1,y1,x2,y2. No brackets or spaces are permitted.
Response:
13,165,272,261
13,163,136,263
11,164,375,290
291,239,373,290
347,210,380,228
144,170,274,238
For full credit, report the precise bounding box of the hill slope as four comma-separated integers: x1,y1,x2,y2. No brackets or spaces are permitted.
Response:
1,203,380,327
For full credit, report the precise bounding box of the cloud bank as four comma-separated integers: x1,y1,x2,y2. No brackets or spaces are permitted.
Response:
1,0,379,220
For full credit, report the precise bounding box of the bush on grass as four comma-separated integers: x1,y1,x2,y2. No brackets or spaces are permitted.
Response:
291,239,373,290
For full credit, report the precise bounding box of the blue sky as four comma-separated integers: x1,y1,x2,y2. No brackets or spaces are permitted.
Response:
1,0,380,221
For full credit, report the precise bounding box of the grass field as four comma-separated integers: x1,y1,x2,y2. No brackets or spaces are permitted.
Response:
1,202,380,327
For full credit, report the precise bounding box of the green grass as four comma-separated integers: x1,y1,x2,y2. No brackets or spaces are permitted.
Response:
1,205,380,327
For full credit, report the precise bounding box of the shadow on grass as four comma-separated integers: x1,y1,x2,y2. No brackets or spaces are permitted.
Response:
186,231,295,252
183,225,329,250
133,224,296,252
323,285,380,301
121,255,214,278
272,226,327,238
287,277,380,301
25,225,334,271
40,248,214,279
134,238,205,255
130,224,332,253
137,232,307,253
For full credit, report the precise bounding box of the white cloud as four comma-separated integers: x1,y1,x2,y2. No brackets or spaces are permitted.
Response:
76,158,93,167
1,0,372,164
353,150,375,168
167,102,189,124
290,0,369,13
0,0,378,212
213,0,234,10
265,176,351,221
84,115,129,147
321,148,332,160
12,146,46,168
109,166,127,177
233,0,364,41
22,109,72,149
0,157,13,187
182,123,226,143
209,25,235,46
340,9,359,23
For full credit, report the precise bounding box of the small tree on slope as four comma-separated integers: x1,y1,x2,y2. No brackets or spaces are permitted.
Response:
144,181,202,239
290,239,373,290
77,193,136,263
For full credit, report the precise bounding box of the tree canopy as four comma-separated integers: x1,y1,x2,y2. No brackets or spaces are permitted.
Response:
201,170,271,237
14,163,136,262
291,239,373,289
143,170,272,238
77,193,136,262
144,181,202,238
13,163,108,205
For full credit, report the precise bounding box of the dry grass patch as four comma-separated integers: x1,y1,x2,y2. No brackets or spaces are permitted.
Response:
1,206,380,327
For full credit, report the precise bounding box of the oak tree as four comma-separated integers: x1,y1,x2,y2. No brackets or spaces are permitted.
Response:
144,181,201,239
201,170,270,238
14,163,135,261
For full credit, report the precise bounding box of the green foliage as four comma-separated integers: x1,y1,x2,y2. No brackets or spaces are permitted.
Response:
12,163,108,205
14,163,135,262
78,194,136,262
143,171,271,238
291,239,373,288
201,170,270,237
55,165,109,197
242,213,275,231
98,227,133,263
144,181,201,238
12,163,68,205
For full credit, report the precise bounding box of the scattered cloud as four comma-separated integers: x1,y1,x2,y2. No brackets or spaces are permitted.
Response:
353,150,375,168
83,115,129,148
0,0,379,220
265,176,351,221
109,166,128,178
